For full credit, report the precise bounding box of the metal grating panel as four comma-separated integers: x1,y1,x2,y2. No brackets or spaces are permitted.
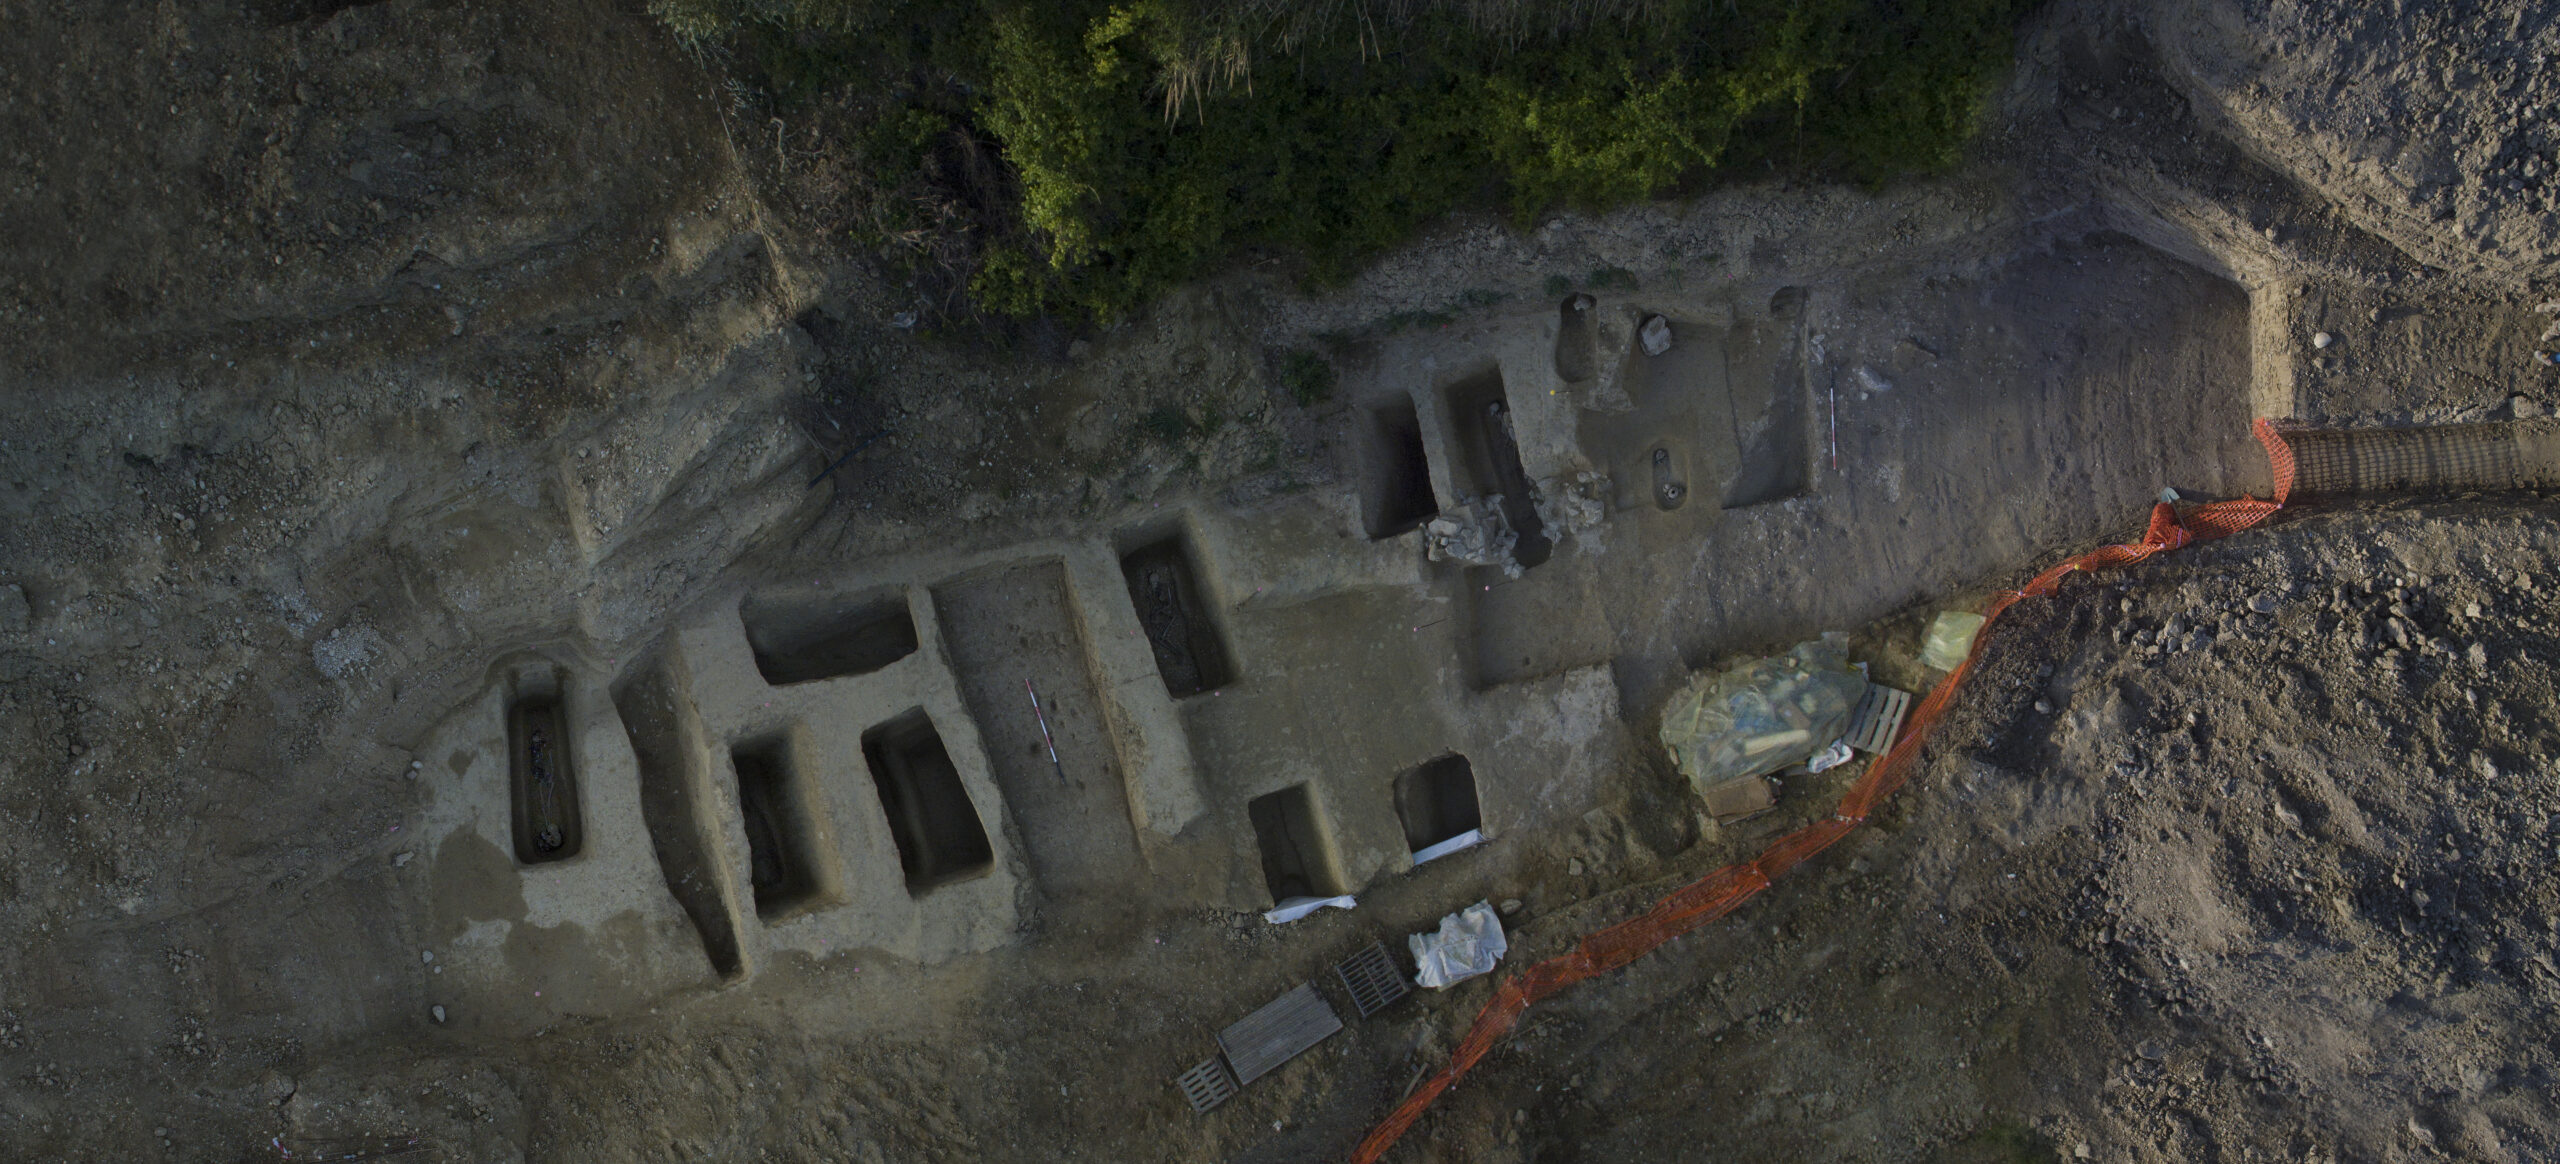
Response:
1175,1055,1239,1113
1846,684,1914,754
1334,942,1410,1019
1216,982,1343,1086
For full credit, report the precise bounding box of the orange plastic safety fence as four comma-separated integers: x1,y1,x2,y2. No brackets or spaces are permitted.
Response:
1348,420,2298,1163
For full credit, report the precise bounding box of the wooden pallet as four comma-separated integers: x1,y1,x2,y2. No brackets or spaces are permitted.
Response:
1846,684,1914,754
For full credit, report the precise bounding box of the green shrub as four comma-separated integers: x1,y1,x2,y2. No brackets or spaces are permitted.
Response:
1586,265,1639,291
1139,404,1193,445
659,0,2036,326
1278,349,1335,407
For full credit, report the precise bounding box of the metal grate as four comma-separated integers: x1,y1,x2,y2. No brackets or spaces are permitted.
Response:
1334,942,1411,1019
1846,684,1914,754
1217,982,1343,1086
1175,1055,1240,1114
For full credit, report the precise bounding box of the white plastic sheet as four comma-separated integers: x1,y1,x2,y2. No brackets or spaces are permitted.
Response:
1409,900,1508,989
1262,894,1357,925
1410,828,1484,866
1804,739,1855,774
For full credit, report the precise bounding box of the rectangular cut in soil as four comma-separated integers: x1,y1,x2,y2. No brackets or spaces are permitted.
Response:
507,695,583,865
729,735,841,921
738,589,919,686
1120,534,1235,698
1720,308,1811,509
1443,369,1553,568
860,710,995,894
1394,754,1482,854
933,561,1140,901
1247,784,1343,904
612,655,745,979
1358,396,1438,538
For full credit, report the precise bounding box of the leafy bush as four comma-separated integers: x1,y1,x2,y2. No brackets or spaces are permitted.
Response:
656,0,2035,325
1278,349,1335,407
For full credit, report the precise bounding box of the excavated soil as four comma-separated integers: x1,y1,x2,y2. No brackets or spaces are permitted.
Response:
1412,496,2560,1164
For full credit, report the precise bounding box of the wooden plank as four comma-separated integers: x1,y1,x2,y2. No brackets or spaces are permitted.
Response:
1217,982,1342,1085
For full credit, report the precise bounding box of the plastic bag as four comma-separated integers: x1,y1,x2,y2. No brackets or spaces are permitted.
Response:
1919,611,1986,672
1657,633,1866,794
1409,901,1508,989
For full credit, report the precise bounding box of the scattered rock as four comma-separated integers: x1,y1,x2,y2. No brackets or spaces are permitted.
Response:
2468,642,2489,668
1638,314,1672,356
430,1005,446,1024
311,624,384,679
1423,498,1521,577
1498,898,1523,916
391,851,413,868
2515,395,2545,419
1567,858,1585,876
420,950,434,965
2249,593,2280,614
2311,331,2334,349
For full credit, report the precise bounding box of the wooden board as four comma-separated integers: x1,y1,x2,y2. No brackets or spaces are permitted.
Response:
1216,982,1342,1086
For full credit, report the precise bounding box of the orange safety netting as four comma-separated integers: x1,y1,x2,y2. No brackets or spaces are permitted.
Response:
1350,419,2298,1163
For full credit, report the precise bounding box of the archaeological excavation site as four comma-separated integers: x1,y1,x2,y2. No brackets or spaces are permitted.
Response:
11,0,2560,1160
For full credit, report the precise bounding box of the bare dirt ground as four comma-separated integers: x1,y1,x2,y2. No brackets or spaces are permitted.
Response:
4,0,2560,1161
